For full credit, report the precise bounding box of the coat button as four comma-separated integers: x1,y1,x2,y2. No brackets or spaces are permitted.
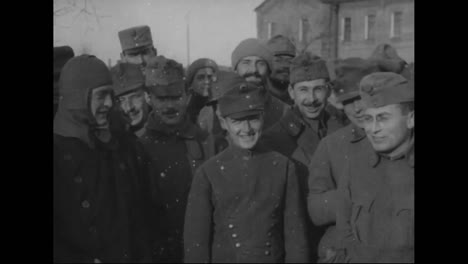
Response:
232,233,238,238
235,242,241,248
82,200,90,208
267,232,272,237
228,224,234,229
74,177,83,183
265,250,271,255
266,242,271,247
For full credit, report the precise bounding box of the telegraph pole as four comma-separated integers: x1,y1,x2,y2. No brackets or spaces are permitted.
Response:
185,11,191,67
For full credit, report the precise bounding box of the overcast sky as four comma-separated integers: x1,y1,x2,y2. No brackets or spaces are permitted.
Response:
54,0,264,67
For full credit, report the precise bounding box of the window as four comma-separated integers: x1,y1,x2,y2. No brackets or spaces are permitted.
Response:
340,17,351,42
298,18,309,43
268,22,277,39
391,11,403,38
365,14,376,40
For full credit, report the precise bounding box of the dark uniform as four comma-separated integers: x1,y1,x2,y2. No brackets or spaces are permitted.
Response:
306,57,380,262
261,53,345,262
184,74,309,263
334,72,414,262
53,55,150,263
140,56,210,262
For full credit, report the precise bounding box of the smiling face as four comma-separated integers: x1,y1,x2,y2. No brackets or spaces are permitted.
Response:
116,88,149,127
362,103,414,154
236,56,269,85
289,79,329,120
271,55,294,83
89,85,114,128
220,113,264,149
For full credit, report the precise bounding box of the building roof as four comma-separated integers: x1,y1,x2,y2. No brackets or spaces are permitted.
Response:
320,0,372,3
254,0,272,12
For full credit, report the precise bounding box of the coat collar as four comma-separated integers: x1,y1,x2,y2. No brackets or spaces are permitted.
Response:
348,123,367,143
280,106,330,138
369,135,415,168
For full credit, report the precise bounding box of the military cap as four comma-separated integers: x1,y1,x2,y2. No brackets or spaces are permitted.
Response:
290,52,329,85
369,43,407,74
218,74,266,119
118,25,153,52
231,38,273,70
145,55,185,96
333,57,379,103
111,63,145,96
266,35,296,57
59,55,112,110
359,72,414,108
186,58,219,87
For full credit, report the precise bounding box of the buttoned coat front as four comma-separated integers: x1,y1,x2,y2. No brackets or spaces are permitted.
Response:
184,144,309,263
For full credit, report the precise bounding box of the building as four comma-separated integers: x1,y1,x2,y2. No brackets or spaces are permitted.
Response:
255,0,414,62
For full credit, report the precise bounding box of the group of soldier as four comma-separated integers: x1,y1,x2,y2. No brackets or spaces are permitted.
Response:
53,24,414,263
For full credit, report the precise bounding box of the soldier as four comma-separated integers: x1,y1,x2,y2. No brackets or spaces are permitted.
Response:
53,55,151,262
262,52,344,167
231,38,288,130
306,57,380,262
185,58,219,125
260,52,345,261
118,25,157,67
139,55,209,263
266,35,296,105
334,72,414,262
109,25,156,136
111,63,151,137
184,74,309,263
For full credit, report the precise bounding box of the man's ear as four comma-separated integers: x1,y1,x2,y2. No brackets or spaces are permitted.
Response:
216,109,228,130
288,84,295,100
407,110,414,129
120,52,125,61
144,91,151,105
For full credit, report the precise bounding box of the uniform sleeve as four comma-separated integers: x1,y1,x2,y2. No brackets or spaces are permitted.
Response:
307,138,339,226
284,160,310,263
183,166,213,263
333,161,355,262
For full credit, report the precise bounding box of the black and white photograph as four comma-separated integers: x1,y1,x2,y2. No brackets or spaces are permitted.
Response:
53,0,414,262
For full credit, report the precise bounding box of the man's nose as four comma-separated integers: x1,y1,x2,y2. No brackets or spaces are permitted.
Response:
104,94,113,108
371,120,382,134
353,100,362,113
202,87,210,97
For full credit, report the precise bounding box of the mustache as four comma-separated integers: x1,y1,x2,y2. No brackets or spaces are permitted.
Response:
303,100,323,108
240,130,257,136
96,106,110,113
125,108,140,116
243,72,263,79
